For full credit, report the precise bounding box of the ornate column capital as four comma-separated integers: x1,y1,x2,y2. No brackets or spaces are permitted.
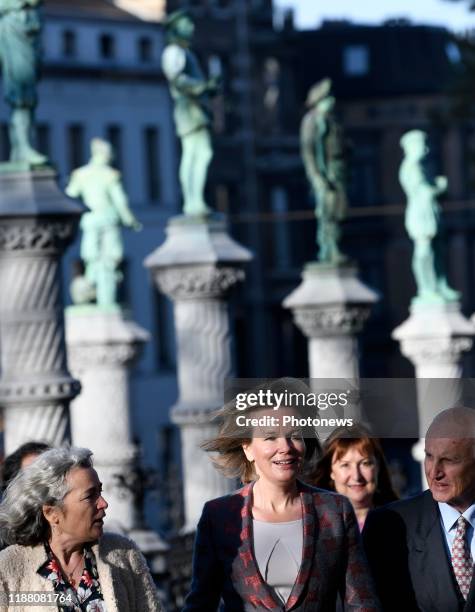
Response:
393,303,475,367
284,263,378,338
155,264,245,301
399,337,473,365
0,219,76,253
292,305,372,338
65,309,149,371
68,342,141,371
170,402,221,425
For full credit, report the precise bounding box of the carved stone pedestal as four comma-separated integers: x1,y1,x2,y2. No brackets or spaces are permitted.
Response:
394,303,474,487
145,214,252,531
283,263,378,379
0,169,82,453
65,307,149,531
393,302,474,435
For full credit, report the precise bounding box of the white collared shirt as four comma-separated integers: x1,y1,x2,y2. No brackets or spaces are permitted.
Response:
438,502,475,560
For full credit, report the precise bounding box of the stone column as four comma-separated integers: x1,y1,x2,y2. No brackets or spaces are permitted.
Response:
145,215,252,531
65,308,149,532
0,169,82,453
393,303,474,437
283,263,379,380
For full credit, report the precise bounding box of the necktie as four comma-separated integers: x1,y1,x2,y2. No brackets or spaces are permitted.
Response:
451,516,474,600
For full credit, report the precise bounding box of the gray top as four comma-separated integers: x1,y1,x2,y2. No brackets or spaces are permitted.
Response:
252,518,303,604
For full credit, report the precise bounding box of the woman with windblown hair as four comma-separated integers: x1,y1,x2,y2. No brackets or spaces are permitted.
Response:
184,378,381,611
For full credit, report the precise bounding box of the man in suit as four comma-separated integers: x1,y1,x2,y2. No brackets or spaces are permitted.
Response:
363,406,475,612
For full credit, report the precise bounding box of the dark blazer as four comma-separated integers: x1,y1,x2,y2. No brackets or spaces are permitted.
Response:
363,490,475,612
183,480,380,611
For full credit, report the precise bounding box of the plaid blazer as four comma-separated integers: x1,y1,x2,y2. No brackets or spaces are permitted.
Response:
183,480,380,611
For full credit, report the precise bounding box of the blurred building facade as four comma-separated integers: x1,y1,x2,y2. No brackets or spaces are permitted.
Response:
167,0,475,382
0,0,474,546
0,0,181,532
0,1,474,607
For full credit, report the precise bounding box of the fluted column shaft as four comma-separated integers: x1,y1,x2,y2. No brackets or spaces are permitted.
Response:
0,170,82,452
393,304,474,436
156,265,245,530
393,303,474,486
175,300,231,405
145,216,252,530
66,310,149,531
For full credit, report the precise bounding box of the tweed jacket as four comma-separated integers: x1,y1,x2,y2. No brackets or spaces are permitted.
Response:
0,532,162,612
363,490,475,612
184,481,380,611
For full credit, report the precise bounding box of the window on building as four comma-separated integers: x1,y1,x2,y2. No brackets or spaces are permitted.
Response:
0,123,9,160
138,36,153,62
144,126,160,202
207,55,226,133
424,129,443,184
99,34,115,59
271,187,291,269
207,54,228,133
106,124,123,173
67,124,84,171
343,45,369,76
463,128,475,198
154,291,176,370
279,311,306,377
36,124,51,159
62,30,76,58
263,57,280,110
446,42,461,64
260,57,281,134
215,184,230,213
346,130,381,206
208,54,223,79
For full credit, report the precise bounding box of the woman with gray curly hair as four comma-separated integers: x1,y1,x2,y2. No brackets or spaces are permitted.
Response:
0,447,162,612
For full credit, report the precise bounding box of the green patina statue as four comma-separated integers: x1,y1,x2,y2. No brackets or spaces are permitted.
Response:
399,129,459,306
0,0,47,166
300,78,347,264
66,139,141,308
161,9,219,216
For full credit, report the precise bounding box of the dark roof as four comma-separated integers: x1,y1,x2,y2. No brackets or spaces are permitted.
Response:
287,22,459,101
44,0,140,22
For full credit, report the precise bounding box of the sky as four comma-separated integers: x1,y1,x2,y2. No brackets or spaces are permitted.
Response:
273,0,475,32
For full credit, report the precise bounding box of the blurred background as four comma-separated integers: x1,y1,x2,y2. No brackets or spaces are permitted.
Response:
2,0,475,607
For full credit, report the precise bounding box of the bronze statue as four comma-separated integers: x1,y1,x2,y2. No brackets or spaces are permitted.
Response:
399,130,459,305
0,0,47,165
66,139,141,308
161,10,219,216
300,78,347,264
